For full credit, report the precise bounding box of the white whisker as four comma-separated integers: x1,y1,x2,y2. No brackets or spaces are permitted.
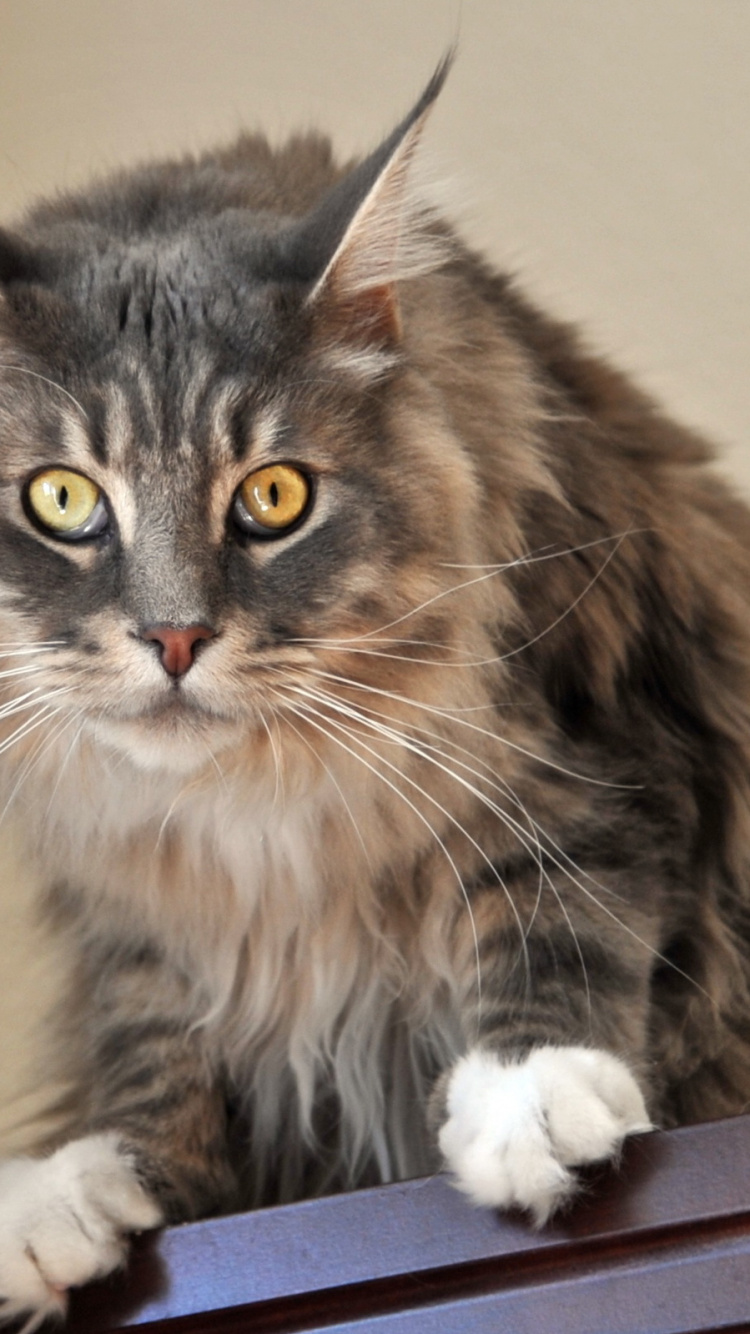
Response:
41,713,86,819
280,707,375,874
438,530,650,573
258,711,284,809
499,534,629,663
312,563,519,644
278,683,552,982
293,533,638,674
271,689,484,1035
303,666,639,791
0,645,65,660
0,709,77,826
0,686,72,725
279,677,706,1005
202,741,230,795
0,701,70,760
0,362,89,420
312,687,628,909
270,688,504,1029
4,708,84,827
0,664,49,681
293,530,645,653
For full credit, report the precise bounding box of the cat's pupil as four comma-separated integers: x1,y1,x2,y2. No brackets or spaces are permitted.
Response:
269,483,279,507
59,486,69,511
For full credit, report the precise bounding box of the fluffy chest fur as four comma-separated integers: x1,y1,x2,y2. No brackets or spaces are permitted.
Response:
11,713,469,1184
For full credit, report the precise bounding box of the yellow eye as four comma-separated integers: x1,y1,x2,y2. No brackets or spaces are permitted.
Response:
236,464,310,535
26,468,106,538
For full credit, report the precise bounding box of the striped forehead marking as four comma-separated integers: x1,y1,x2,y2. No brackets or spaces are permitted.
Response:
102,386,134,468
206,403,285,544
59,411,97,472
56,391,299,552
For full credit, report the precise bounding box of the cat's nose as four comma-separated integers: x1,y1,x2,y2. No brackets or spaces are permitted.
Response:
140,624,216,678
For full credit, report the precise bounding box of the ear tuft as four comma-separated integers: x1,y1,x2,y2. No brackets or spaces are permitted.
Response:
288,53,455,346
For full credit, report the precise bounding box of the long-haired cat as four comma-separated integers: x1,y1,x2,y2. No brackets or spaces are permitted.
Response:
1,57,750,1330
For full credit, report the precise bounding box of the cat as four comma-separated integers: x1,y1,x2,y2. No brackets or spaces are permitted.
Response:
1,54,750,1330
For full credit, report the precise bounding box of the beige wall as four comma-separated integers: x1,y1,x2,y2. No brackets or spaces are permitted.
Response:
0,0,748,1132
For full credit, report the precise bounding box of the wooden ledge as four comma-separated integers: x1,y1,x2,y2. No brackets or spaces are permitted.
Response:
67,1114,750,1333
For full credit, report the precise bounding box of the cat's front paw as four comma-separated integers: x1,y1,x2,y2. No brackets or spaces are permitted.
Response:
0,1133,163,1331
438,1045,652,1225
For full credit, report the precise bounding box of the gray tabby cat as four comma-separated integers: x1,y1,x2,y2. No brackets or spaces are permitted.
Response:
1,58,750,1329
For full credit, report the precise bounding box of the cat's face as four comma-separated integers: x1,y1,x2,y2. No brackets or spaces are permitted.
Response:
0,104,481,779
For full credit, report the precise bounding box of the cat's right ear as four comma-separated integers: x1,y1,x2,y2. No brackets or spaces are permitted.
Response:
285,53,454,350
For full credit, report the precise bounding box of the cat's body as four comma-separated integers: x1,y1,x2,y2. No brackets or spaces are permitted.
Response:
1,61,750,1328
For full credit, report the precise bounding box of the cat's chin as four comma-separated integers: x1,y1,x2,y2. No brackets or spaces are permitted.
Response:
90,712,242,776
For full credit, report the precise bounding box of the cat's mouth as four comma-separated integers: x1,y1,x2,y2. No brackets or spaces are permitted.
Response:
95,679,237,726
142,692,232,723
90,693,245,774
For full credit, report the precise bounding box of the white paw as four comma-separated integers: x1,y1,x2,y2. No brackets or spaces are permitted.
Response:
0,1133,163,1331
438,1045,653,1225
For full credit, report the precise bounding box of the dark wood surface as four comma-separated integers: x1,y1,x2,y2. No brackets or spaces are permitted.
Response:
66,1114,750,1333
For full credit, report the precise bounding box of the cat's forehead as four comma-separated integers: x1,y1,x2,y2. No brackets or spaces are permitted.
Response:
63,222,299,370
54,375,287,493
0,318,297,491
0,220,314,472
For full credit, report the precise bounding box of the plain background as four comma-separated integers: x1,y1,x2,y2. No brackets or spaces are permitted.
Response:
0,0,748,1142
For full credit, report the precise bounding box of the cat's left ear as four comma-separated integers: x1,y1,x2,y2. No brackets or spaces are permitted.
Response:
0,230,41,287
288,54,453,347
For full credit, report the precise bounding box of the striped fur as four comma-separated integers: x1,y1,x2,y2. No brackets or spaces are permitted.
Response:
0,60,750,1325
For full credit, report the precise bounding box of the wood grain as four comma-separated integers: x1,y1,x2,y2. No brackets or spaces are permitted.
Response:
65,1114,750,1333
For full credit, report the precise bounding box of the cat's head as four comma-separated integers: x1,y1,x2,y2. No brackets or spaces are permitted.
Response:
0,58,502,779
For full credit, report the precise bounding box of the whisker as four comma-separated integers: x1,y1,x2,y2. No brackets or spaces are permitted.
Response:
277,691,655,1015
0,643,66,658
0,664,51,683
278,688,549,1021
298,530,646,651
279,658,515,714
294,635,464,649
155,793,187,848
313,687,628,908
272,689,484,1033
0,362,90,420
296,644,503,669
201,742,230,796
306,563,522,644
0,701,70,759
154,765,218,848
258,711,284,809
291,636,474,656
302,665,640,791
280,707,375,874
499,534,629,663
280,683,548,976
0,709,74,825
41,712,87,818
296,534,637,674
438,530,651,573
0,685,72,723
1,707,84,828
281,679,707,1006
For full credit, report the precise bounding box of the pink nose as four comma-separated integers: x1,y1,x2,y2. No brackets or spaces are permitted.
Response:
140,624,215,678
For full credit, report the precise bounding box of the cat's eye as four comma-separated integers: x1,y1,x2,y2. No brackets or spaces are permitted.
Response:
233,464,311,537
25,468,108,540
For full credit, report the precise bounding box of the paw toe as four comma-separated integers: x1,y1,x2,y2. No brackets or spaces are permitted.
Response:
439,1046,652,1223
0,1134,162,1327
